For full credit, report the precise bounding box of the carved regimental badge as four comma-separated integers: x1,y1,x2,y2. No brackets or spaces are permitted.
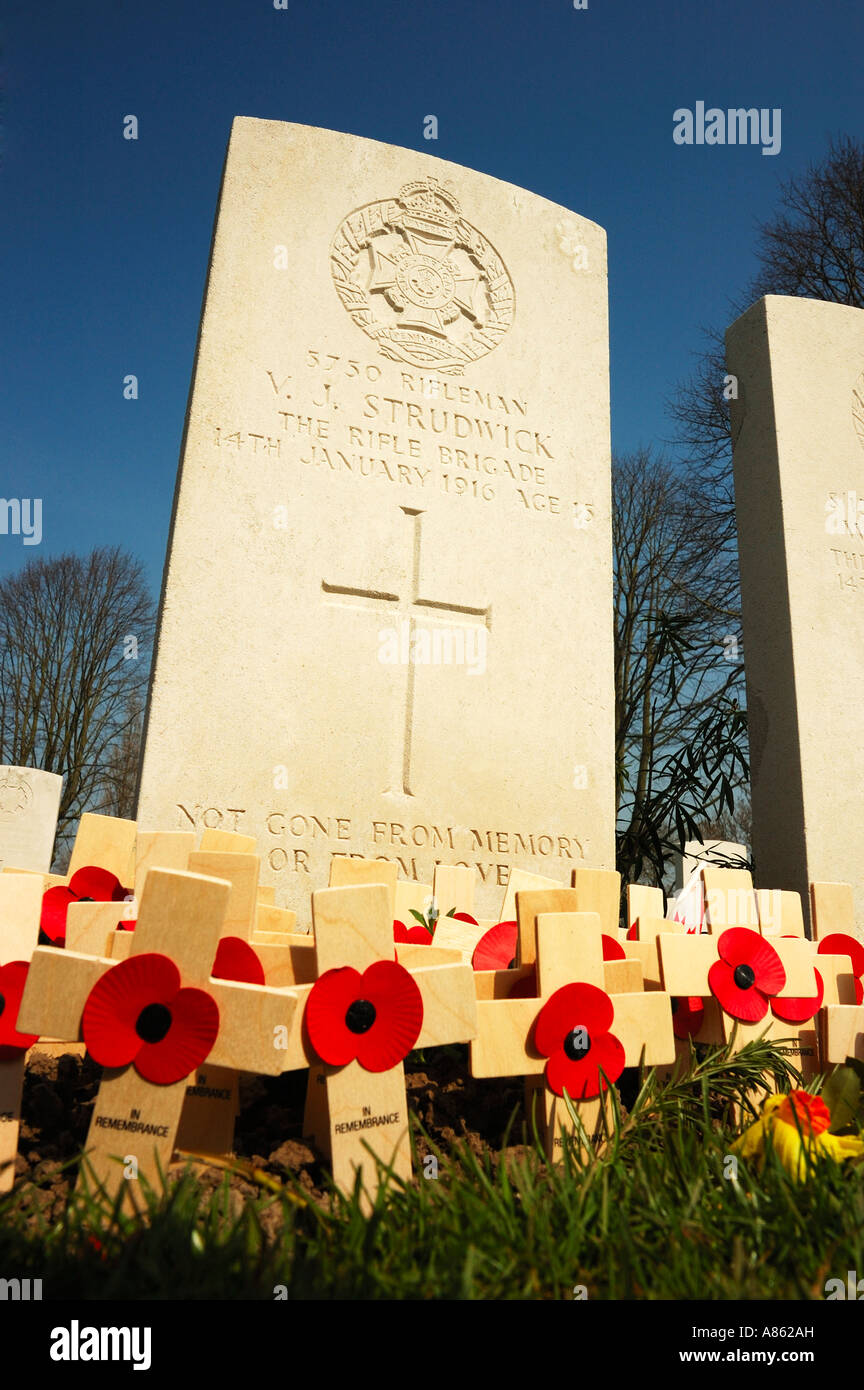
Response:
331,178,514,376
0,772,32,822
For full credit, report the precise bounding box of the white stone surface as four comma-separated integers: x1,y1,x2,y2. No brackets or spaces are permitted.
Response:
0,765,62,872
138,119,615,918
676,838,749,891
727,295,864,928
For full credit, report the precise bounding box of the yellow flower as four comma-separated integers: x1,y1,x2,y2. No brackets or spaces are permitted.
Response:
732,1090,864,1182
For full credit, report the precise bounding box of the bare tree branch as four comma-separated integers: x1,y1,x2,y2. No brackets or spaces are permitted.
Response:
0,548,155,863
614,448,748,889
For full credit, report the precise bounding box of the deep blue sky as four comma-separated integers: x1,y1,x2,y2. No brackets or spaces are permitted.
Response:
2,0,862,591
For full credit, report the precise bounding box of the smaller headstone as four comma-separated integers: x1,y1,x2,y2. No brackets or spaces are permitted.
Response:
675,839,748,892
0,766,62,873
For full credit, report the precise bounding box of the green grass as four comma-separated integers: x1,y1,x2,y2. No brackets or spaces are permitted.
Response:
2,1039,863,1300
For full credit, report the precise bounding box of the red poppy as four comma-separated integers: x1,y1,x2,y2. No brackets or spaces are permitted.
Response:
393,919,431,945
775,1090,831,1137
82,952,219,1085
305,961,423,1072
533,982,625,1100
707,928,785,1023
472,921,518,971
40,866,130,946
770,968,824,1024
818,934,864,1005
212,936,265,984
602,935,625,960
0,961,39,1059
672,996,705,1039
451,911,479,925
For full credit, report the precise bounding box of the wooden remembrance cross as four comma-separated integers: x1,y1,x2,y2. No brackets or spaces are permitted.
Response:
281,883,477,1209
0,874,44,1193
17,868,298,1204
471,911,674,1157
811,881,864,1067
322,505,491,796
65,843,301,1159
656,905,833,1080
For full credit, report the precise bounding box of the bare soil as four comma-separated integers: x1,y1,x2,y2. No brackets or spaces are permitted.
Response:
13,1046,532,1221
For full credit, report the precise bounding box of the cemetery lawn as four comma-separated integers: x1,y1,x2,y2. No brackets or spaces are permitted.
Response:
2,1038,863,1300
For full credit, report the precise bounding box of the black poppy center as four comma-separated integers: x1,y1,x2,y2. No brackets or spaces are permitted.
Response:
79,897,95,903
136,1002,172,1044
345,999,376,1034
733,963,756,991
563,1027,591,1061
0,991,5,1019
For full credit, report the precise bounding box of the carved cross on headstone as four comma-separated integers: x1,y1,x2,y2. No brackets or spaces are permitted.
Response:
280,883,477,1211
17,868,298,1204
471,910,674,1158
322,506,490,795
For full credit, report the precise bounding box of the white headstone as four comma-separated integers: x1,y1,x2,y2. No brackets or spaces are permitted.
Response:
727,295,864,927
0,766,62,872
138,119,615,918
675,838,749,892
